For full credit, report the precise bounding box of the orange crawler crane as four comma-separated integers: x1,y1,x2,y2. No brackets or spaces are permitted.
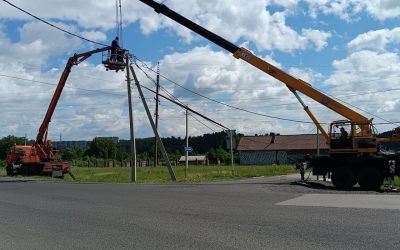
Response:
6,47,125,177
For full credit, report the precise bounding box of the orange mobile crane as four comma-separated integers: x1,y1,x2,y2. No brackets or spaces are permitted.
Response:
139,0,400,190
6,47,125,178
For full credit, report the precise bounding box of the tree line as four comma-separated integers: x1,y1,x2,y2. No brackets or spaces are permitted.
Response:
0,132,241,164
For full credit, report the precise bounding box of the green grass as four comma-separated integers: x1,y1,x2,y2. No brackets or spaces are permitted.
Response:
0,164,297,183
63,164,298,183
2,164,400,186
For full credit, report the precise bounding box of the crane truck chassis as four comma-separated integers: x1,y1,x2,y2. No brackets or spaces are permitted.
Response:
6,47,125,178
139,0,400,190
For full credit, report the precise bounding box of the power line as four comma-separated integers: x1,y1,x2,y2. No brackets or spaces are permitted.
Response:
134,57,315,124
139,83,229,130
1,0,108,46
0,74,125,96
135,56,400,126
132,61,230,133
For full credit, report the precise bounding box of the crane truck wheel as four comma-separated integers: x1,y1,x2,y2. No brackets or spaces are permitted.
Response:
358,167,383,191
331,167,355,189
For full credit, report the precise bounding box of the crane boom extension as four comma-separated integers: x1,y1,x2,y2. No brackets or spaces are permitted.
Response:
138,0,371,136
6,46,121,178
36,47,110,146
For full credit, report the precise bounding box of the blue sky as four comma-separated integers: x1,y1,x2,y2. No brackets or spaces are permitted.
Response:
0,0,399,141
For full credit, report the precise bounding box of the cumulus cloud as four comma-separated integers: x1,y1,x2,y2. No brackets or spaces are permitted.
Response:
348,27,400,52
0,21,84,66
364,0,400,21
136,0,331,52
323,50,400,127
1,0,399,139
147,46,321,135
304,0,400,21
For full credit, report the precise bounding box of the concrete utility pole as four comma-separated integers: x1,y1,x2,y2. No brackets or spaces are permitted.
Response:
317,127,320,156
129,64,176,181
185,109,189,178
154,62,160,167
225,129,235,175
230,130,234,169
126,55,137,182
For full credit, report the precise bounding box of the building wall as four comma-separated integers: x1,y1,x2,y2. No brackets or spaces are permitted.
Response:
239,150,328,165
239,151,287,165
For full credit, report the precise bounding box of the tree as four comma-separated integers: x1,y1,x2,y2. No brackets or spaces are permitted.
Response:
0,135,29,160
86,138,117,159
59,147,86,161
215,147,230,163
207,147,217,162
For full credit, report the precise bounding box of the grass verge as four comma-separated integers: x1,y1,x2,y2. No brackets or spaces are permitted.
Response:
2,165,399,186
63,164,298,183
0,165,297,183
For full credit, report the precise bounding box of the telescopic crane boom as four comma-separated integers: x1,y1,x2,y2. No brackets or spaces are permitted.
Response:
138,0,400,190
138,0,400,155
35,47,111,160
6,46,124,177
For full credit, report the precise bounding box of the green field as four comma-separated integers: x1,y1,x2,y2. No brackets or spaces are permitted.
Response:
64,164,298,183
1,164,399,187
0,164,297,183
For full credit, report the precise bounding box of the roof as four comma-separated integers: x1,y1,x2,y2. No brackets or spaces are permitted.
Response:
179,155,207,162
236,134,329,151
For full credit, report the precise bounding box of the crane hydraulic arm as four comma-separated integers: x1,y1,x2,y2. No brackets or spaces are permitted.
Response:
35,47,110,159
138,0,373,141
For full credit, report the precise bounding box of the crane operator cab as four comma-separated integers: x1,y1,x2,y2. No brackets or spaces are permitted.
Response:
329,120,378,154
102,36,126,72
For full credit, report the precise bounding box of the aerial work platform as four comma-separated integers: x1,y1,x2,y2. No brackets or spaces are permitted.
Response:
102,48,126,71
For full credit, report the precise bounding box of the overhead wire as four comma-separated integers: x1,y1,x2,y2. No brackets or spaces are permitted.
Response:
0,73,125,96
134,57,316,124
1,0,108,47
134,56,400,127
3,0,400,130
132,59,228,132
133,60,229,130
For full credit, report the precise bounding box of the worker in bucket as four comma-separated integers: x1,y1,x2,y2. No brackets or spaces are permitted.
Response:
110,36,120,61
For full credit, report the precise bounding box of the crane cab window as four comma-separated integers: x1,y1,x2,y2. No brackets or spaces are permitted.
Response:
330,123,352,149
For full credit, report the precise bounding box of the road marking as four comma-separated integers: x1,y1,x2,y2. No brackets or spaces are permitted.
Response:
276,194,400,210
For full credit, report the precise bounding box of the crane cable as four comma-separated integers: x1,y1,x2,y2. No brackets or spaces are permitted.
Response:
115,0,123,47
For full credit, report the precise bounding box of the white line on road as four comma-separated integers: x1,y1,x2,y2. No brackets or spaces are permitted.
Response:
276,194,400,210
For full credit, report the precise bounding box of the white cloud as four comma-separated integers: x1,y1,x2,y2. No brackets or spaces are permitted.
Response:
150,46,320,135
304,0,400,21
0,0,332,54
136,0,331,52
272,0,301,8
348,27,400,52
2,0,399,140
323,50,400,128
0,21,83,66
364,0,400,21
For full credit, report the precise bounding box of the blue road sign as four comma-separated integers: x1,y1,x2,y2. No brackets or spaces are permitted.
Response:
184,146,193,152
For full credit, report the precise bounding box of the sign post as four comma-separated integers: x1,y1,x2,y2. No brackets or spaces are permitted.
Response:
225,130,236,175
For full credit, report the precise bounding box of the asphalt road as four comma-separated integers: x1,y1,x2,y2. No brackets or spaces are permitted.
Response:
0,174,399,250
